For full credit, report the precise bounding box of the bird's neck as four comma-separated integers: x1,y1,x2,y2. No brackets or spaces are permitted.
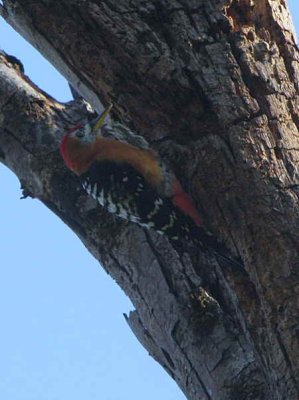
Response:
62,136,163,188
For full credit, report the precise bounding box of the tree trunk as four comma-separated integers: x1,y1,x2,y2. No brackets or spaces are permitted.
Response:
1,1,298,399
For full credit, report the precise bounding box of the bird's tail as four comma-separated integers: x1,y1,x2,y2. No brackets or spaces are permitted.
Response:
194,226,243,269
169,218,243,270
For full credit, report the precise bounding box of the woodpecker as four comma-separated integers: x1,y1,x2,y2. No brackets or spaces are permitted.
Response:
60,105,241,267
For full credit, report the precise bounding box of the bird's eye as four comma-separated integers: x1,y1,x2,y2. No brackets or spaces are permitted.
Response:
76,128,85,138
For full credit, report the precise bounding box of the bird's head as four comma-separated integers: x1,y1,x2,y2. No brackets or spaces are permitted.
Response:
60,104,112,172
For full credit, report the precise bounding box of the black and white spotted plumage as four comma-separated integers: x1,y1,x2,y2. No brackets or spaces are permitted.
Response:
61,109,243,269
80,161,206,246
79,161,242,269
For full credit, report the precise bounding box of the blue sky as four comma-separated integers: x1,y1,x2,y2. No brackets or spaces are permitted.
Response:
0,2,298,400
0,17,185,400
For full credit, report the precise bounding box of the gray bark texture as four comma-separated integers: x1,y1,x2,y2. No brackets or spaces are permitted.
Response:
1,1,298,399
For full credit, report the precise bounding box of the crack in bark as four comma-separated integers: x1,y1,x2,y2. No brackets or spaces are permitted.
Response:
3,127,37,158
274,327,299,393
143,229,178,297
1,1,299,398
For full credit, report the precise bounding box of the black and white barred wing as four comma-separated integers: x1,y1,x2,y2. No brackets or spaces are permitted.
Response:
79,161,181,235
79,161,243,268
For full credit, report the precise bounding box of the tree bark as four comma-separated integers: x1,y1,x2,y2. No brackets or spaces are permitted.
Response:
1,1,298,399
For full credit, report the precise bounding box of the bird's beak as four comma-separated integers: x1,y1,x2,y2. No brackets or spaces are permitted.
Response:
92,103,113,133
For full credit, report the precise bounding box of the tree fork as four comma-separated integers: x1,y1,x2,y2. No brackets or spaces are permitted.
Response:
1,1,299,399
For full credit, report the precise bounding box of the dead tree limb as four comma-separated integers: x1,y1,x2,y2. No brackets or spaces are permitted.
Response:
1,1,298,399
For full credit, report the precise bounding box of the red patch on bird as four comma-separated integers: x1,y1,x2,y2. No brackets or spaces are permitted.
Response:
172,179,202,226
60,134,70,163
60,124,83,168
66,123,83,133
